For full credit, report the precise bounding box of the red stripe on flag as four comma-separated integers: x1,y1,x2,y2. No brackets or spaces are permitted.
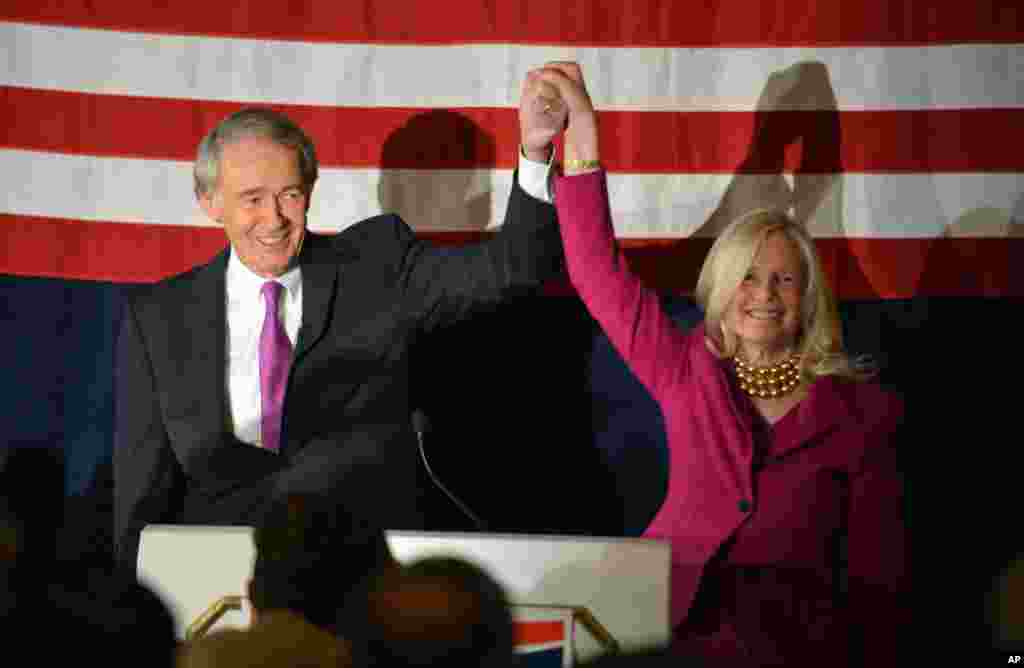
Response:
0,215,229,284
3,215,1023,298
4,87,1021,173
514,620,565,646
4,1,1022,46
0,87,516,168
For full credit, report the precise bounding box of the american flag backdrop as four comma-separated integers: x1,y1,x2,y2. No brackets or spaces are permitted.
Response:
1,2,1022,297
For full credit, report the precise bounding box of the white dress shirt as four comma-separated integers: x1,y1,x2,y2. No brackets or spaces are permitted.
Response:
518,148,556,204
225,256,302,446
224,153,553,447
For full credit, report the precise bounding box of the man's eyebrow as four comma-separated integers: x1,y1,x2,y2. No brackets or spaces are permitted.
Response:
237,184,304,197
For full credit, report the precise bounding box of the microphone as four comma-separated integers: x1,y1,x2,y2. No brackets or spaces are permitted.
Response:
412,410,487,531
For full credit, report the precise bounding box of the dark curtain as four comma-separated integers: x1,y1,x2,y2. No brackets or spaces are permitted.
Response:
2,273,1022,650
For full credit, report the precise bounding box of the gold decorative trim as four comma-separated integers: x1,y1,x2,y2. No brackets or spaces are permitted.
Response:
184,597,620,657
514,604,620,656
185,595,244,642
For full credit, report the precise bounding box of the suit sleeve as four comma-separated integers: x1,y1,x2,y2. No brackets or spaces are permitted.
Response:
113,299,184,571
398,171,563,334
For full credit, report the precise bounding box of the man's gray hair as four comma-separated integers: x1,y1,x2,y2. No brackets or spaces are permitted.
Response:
193,108,319,198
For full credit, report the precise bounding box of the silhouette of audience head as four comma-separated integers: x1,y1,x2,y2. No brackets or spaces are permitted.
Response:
51,572,178,664
249,492,396,633
178,610,349,668
0,445,66,620
987,552,1024,652
348,555,516,668
1,446,176,662
0,445,64,565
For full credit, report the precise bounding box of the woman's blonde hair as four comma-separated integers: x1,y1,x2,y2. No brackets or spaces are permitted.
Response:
694,208,873,383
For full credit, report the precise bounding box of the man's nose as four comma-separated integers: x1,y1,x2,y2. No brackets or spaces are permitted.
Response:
269,194,288,223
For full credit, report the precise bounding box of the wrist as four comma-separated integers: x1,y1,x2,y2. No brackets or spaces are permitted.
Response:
563,111,600,172
521,143,553,165
562,158,602,175
563,140,600,176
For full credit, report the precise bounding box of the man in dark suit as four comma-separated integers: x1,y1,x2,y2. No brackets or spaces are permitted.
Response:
114,68,568,569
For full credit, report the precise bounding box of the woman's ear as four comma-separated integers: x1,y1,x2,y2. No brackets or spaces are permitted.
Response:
704,320,729,359
721,320,738,357
704,335,727,359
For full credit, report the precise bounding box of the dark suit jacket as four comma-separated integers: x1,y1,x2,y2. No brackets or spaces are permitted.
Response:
114,179,561,568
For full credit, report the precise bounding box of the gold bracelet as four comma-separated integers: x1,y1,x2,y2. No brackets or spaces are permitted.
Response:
563,159,602,171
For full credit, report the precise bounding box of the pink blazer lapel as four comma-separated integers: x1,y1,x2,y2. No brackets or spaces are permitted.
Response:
767,376,856,459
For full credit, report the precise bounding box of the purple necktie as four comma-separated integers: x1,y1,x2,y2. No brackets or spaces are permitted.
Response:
259,281,292,452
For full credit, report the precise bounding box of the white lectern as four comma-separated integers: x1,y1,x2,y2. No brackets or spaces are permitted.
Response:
137,525,671,662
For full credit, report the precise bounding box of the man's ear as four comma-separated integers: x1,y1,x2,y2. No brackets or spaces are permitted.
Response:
199,191,223,224
304,182,315,214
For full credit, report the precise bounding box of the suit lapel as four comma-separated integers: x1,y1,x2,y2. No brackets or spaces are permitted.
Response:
295,233,345,361
173,247,230,456
295,233,362,358
768,376,855,459
279,233,358,458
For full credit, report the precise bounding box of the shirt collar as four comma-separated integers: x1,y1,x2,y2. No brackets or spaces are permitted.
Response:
226,249,302,302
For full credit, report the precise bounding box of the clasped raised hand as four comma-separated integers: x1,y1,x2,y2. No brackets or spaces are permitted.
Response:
519,69,570,163
531,62,599,171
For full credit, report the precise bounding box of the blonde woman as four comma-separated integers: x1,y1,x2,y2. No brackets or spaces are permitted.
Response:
538,62,909,666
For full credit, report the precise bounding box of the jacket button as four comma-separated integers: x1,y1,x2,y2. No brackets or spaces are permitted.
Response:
738,499,751,513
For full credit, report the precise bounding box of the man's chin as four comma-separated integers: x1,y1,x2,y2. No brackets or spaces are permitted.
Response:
244,254,297,278
269,258,298,276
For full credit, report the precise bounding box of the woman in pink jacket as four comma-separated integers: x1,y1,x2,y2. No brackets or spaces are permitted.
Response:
535,63,909,666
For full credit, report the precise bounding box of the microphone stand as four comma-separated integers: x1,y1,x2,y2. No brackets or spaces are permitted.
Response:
413,410,487,531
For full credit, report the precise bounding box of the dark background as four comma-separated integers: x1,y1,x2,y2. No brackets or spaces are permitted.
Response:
2,275,1020,653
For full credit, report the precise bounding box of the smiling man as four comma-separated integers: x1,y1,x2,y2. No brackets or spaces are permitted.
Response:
200,133,312,279
113,69,566,570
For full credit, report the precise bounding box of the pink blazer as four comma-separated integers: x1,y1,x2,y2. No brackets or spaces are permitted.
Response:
554,170,909,665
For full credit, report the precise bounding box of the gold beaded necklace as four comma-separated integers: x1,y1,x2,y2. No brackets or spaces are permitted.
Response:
733,353,802,399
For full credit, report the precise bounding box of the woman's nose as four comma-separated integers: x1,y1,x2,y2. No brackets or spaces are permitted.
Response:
754,277,778,299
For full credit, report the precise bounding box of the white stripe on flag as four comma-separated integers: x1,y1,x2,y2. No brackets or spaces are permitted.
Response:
4,149,1021,239
3,22,1022,111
